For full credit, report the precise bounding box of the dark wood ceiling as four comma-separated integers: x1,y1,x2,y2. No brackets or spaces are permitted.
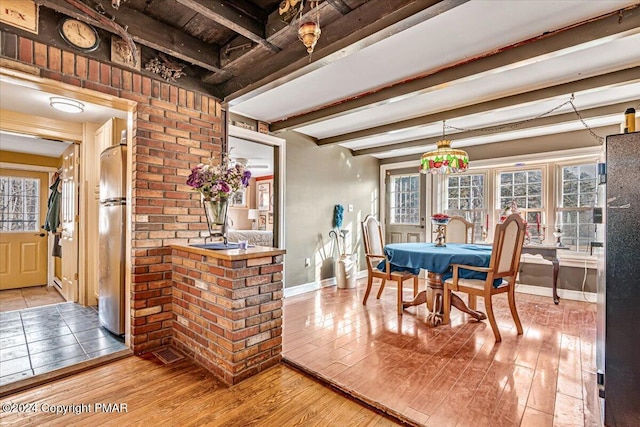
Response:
34,0,446,102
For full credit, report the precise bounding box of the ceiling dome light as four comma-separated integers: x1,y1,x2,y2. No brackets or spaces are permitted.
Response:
49,97,84,114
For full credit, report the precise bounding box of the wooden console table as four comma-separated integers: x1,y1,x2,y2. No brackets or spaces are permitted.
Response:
520,245,569,305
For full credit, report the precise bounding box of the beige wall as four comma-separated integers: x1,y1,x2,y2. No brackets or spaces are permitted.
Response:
282,131,379,288
0,150,61,168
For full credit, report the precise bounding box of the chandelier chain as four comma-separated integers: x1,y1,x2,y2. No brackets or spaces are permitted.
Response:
443,93,610,144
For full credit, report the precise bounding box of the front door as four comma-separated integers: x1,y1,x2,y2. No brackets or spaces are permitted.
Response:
0,169,49,289
385,167,427,244
60,144,80,302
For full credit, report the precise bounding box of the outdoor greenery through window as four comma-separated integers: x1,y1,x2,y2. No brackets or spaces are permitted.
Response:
389,174,420,224
498,169,544,241
557,163,597,251
0,176,40,232
445,174,485,241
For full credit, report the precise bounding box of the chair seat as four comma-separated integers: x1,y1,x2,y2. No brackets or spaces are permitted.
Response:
444,277,508,290
372,268,416,279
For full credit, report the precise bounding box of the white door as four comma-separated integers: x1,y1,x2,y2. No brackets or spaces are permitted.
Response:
385,168,427,244
60,144,80,302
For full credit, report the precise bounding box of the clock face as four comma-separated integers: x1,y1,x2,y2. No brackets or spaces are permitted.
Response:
59,19,99,52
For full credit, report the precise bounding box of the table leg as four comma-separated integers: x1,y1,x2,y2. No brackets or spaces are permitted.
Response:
552,257,560,305
425,272,444,326
403,272,487,326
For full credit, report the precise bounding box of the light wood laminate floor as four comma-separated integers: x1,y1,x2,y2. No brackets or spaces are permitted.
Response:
0,355,400,426
282,278,598,427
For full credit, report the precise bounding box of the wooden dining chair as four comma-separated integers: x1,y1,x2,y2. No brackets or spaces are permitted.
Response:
445,215,475,244
361,215,419,315
443,214,526,342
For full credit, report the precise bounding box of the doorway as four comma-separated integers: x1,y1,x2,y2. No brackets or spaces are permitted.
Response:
0,74,131,389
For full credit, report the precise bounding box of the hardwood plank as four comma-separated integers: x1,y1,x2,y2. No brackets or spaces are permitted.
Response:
554,392,585,427
520,407,554,427
283,277,596,426
557,334,584,399
0,357,398,426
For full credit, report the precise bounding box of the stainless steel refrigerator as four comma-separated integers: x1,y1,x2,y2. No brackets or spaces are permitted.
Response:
99,144,127,336
595,131,640,426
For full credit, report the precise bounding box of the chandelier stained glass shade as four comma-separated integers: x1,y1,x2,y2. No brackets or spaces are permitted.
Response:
420,139,469,175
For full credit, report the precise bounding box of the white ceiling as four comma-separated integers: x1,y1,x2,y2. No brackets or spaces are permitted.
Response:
229,136,274,177
229,0,640,160
0,78,127,158
0,131,71,158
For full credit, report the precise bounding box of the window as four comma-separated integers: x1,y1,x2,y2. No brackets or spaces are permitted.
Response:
389,174,420,224
498,169,544,241
0,176,40,232
557,163,597,252
445,173,485,241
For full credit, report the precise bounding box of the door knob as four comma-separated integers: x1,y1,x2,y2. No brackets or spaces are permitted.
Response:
35,233,46,237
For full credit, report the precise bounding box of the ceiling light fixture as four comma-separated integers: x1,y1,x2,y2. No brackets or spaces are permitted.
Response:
298,0,321,58
49,97,85,114
420,121,469,174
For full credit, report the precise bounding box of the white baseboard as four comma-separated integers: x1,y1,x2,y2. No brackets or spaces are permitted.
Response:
284,270,368,298
516,283,596,303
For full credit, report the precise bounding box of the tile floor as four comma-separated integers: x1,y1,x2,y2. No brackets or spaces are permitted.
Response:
0,302,127,387
282,279,598,427
0,286,65,312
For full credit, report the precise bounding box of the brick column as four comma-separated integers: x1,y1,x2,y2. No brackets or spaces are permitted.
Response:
171,247,284,385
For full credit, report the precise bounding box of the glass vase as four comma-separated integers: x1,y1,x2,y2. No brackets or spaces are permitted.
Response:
202,196,228,240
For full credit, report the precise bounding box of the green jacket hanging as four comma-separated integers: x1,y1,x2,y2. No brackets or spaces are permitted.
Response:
44,176,61,232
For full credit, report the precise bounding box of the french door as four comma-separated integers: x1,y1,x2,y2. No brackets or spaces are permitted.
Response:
384,167,427,244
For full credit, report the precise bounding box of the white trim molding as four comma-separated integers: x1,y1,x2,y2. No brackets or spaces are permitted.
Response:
516,283,596,303
284,270,368,298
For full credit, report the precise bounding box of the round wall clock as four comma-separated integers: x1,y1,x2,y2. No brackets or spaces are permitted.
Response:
58,18,100,52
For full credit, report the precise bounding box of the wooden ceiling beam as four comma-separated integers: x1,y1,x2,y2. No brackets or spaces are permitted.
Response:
38,0,225,73
271,4,640,132
326,0,352,15
217,0,468,101
316,66,640,145
173,0,279,52
352,101,635,156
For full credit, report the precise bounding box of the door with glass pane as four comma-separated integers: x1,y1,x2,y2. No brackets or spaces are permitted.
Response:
0,169,48,289
385,168,426,244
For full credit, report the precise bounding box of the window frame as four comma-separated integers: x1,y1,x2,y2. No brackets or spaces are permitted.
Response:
388,173,421,225
555,160,598,253
0,175,41,233
442,171,488,242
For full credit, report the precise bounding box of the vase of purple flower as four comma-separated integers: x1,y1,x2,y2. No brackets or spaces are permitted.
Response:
186,155,251,242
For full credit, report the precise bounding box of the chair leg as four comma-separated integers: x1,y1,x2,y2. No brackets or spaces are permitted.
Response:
413,276,419,297
397,279,403,315
376,279,386,299
443,285,451,324
468,294,477,310
508,286,523,335
363,275,374,305
485,294,501,342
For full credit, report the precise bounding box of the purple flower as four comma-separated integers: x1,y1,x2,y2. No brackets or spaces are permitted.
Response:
242,170,251,187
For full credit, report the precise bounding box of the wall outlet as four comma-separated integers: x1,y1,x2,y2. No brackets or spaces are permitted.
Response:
304,258,311,267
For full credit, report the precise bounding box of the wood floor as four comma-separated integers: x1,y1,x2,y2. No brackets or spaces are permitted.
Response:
0,286,65,312
0,355,400,426
282,278,599,427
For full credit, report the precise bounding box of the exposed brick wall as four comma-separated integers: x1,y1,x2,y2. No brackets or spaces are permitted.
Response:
1,31,223,355
171,249,283,385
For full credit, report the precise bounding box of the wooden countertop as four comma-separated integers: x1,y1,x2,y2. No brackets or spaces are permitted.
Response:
171,243,286,261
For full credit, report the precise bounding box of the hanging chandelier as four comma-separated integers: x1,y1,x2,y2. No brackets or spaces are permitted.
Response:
420,122,469,174
297,0,321,56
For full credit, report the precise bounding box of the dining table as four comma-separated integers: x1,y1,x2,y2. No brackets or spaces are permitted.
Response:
383,243,495,326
